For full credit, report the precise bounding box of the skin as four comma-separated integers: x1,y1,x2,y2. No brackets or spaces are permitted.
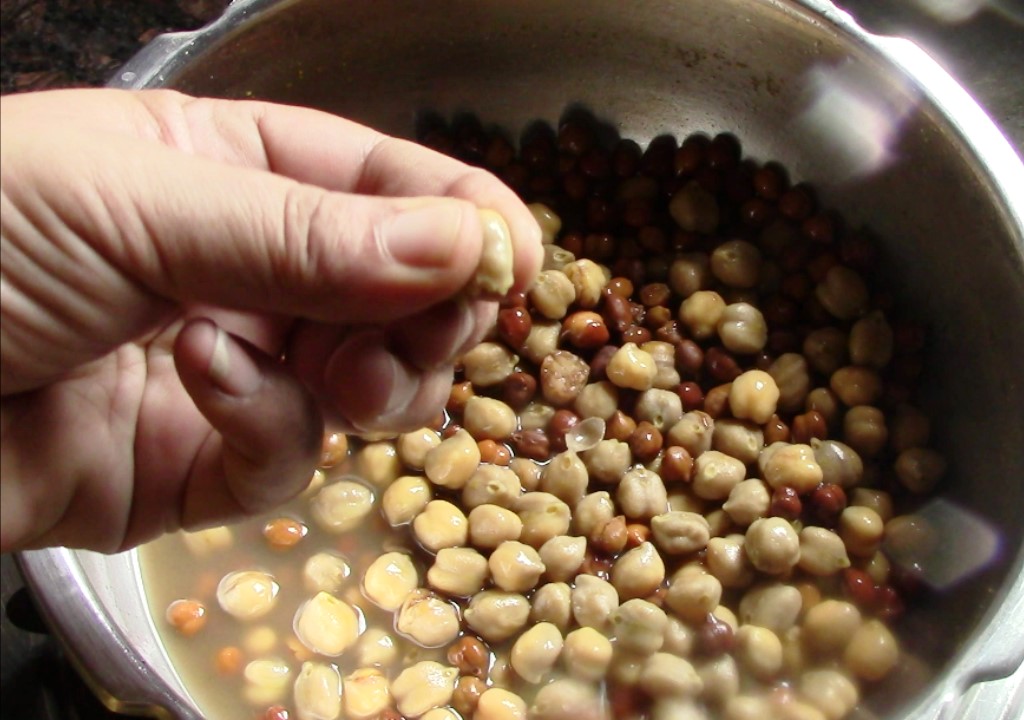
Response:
0,88,543,553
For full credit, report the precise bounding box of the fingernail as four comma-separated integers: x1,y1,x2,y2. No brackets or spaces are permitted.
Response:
382,201,463,268
208,326,262,396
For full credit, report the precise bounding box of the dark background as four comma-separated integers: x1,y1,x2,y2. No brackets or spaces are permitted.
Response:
0,1,1020,719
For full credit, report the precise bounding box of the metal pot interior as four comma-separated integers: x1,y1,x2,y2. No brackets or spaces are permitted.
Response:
20,0,1024,718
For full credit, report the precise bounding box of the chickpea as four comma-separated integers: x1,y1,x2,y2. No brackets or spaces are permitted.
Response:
806,387,842,427
262,517,307,551
803,600,862,656
530,679,609,720
217,570,279,621
462,464,522,509
797,527,851,576
738,583,802,634
617,466,670,519
802,327,849,377
652,698,710,720
530,269,577,320
769,353,812,414
425,428,482,490
319,430,349,468
722,479,770,526
516,492,572,547
422,709,463,720
539,535,587,583
562,626,614,681
413,500,469,552
510,622,563,684
665,565,722,624
711,239,761,289
894,447,946,494
692,450,746,500
310,480,375,533
581,439,632,484
292,592,360,657
744,517,800,574
888,404,931,452
849,488,894,522
712,419,764,466
465,208,515,296
607,342,658,390
798,668,859,720
165,599,206,637
734,625,783,680
759,442,823,494
541,350,591,406
727,370,779,424
844,619,899,681
651,511,711,555
848,311,894,368
839,506,884,557
292,662,343,720
563,258,607,308
635,388,684,431
811,439,863,489
610,541,665,600
830,365,883,408
642,340,683,390
464,591,531,643
612,598,668,655
462,341,519,386
382,475,433,526
428,547,489,598
476,688,528,720
679,290,727,340
571,574,620,630
356,442,402,487
541,450,590,506
397,427,442,470
243,658,292,706
521,319,561,364
531,582,573,631
489,540,546,592
573,491,616,538
509,456,543,491
670,252,713,298
842,405,888,457
362,552,419,611
529,202,562,244
390,661,459,719
706,535,756,589
396,589,461,648
697,654,740,707
641,652,704,698
573,382,620,423
718,303,768,355
519,401,556,431
352,628,398,668
463,396,518,442
668,411,716,458
181,525,233,558
243,626,277,655
663,615,697,658
468,503,523,549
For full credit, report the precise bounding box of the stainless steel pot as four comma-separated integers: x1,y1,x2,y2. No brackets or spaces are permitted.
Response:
18,0,1024,718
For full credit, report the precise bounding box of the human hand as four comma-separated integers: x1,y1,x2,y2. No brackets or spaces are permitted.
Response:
0,89,542,553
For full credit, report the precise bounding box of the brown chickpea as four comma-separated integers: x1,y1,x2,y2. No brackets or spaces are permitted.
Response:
262,517,307,551
319,431,349,468
562,311,610,349
166,599,207,637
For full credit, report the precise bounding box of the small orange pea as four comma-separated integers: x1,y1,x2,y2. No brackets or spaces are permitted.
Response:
263,517,307,550
319,431,349,468
166,599,207,637
214,645,243,675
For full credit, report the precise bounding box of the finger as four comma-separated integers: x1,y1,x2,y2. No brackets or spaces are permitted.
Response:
319,328,454,433
172,317,323,522
389,299,498,370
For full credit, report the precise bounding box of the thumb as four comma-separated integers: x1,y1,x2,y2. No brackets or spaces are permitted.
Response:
18,128,491,324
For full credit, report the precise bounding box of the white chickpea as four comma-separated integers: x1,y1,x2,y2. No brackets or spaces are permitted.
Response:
462,464,522,509
181,525,233,558
606,342,658,390
476,688,528,720
391,661,459,719
839,505,885,557
612,598,668,655
894,447,947,494
816,265,869,320
562,626,614,681
706,535,756,589
538,535,587,582
634,388,685,431
510,622,564,684
489,540,546,592
669,252,713,298
812,439,864,488
362,551,418,611
849,487,894,522
692,450,746,500
803,327,849,377
797,526,851,576
468,503,523,549
382,475,433,526
642,340,682,390
617,466,670,519
769,352,812,414
292,592,361,657
830,365,883,407
461,342,519,386
464,591,532,643
640,653,704,698
697,654,740,706
581,439,633,484
396,589,461,648
293,662,342,720
519,400,556,431
516,492,572,548
427,547,489,597
574,381,620,420
722,479,770,527
665,565,722,624
611,542,666,600
662,615,697,658
798,668,859,720
729,370,780,424
530,582,573,631
530,269,577,319
340,667,389,720
217,570,280,620
844,619,899,681
463,396,518,441
803,599,862,656
758,442,823,494
651,511,711,555
243,658,292,706
734,625,783,680
521,319,561,364
424,428,482,490
356,442,402,488
713,418,764,466
530,679,609,720
738,583,802,634
679,290,727,340
717,303,768,354
310,480,376,533
563,258,607,308
541,450,590,506
529,202,562,244
667,411,715,458
744,517,801,574
397,427,442,470
302,552,351,596
351,628,398,668
842,405,888,458
571,574,620,630
711,239,761,289
413,500,469,552
849,310,894,368
509,456,544,491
